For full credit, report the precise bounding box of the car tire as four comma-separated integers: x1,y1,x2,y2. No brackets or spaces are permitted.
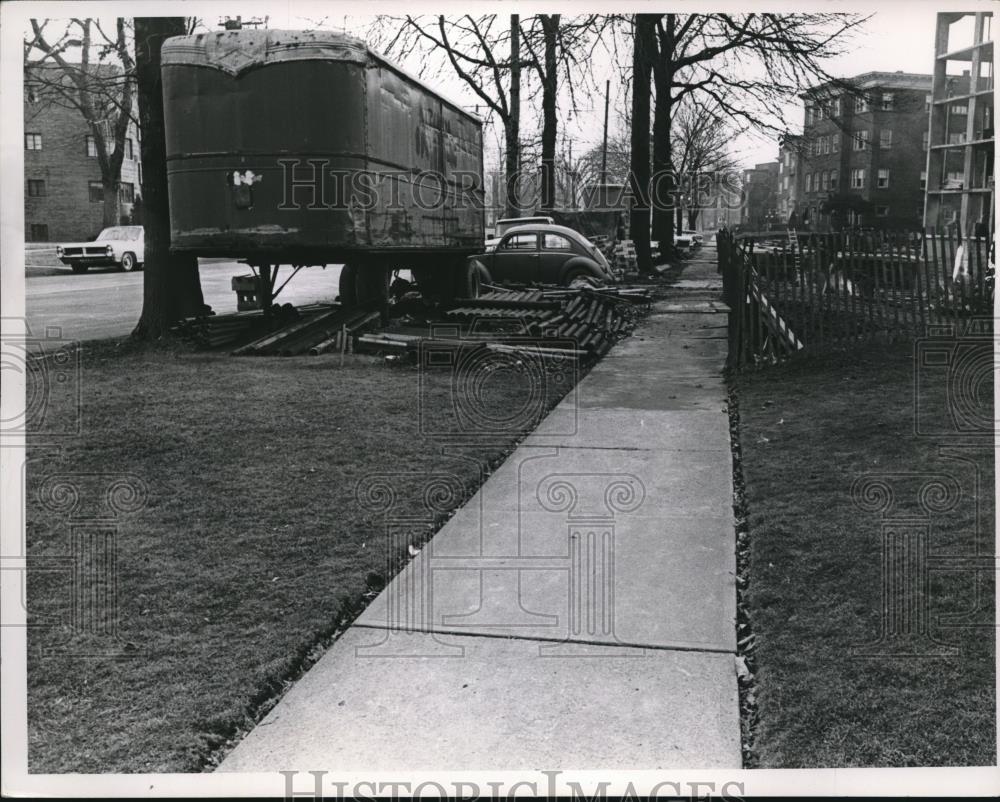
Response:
121,252,137,272
70,263,88,274
454,261,483,299
564,268,599,289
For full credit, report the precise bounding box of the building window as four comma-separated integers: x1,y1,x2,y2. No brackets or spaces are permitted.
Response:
25,133,42,150
822,136,830,155
830,171,839,189
125,138,134,159
831,135,839,153
86,134,98,157
27,179,46,197
881,93,893,111
833,96,843,116
805,104,813,125
951,104,968,115
877,168,890,188
880,129,892,149
851,168,865,188
820,171,830,191
920,170,927,190
876,205,889,217
855,95,869,113
922,130,929,149
948,132,967,144
119,183,135,203
925,94,933,113
29,223,49,241
88,181,104,202
853,130,870,150
805,173,813,192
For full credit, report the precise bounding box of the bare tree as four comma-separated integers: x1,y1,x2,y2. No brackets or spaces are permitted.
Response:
628,15,657,274
370,15,524,217
646,12,868,256
131,17,206,339
25,18,136,228
671,97,742,229
519,15,602,212
578,131,631,186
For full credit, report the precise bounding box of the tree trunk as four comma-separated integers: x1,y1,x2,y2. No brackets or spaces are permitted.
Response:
132,17,207,340
538,14,559,212
505,14,521,218
102,178,122,227
628,15,657,274
651,15,676,262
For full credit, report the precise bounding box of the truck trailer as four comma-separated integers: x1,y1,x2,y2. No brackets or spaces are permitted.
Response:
161,29,486,307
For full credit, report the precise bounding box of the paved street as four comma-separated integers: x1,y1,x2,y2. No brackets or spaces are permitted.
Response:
24,254,343,342
220,246,742,771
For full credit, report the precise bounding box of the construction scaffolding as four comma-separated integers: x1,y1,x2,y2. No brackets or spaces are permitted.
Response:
924,11,995,237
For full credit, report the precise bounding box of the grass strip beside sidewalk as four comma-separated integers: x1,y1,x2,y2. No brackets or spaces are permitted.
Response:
27,340,576,772
734,341,995,767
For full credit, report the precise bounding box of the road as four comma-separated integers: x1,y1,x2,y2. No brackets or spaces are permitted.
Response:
25,255,344,342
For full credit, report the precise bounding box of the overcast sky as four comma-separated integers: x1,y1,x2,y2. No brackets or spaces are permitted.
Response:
291,5,946,169
19,3,970,171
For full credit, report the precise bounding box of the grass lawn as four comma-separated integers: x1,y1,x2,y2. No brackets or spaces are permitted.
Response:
26,339,578,772
733,340,995,767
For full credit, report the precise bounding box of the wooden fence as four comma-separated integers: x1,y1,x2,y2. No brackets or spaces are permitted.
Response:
718,228,995,369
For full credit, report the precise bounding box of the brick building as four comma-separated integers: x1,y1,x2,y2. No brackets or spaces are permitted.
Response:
924,12,994,235
692,171,742,231
776,134,802,226
738,162,779,231
24,68,140,243
792,71,933,232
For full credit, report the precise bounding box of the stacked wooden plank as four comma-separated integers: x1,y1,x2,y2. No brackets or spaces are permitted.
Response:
360,286,651,360
232,305,381,356
612,240,639,276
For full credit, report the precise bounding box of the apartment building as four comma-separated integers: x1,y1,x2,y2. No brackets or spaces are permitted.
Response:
738,162,779,231
924,11,994,235
776,134,802,226
793,71,933,232
24,66,141,243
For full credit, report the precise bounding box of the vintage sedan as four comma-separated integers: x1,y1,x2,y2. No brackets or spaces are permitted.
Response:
484,215,555,252
471,224,615,287
56,225,144,273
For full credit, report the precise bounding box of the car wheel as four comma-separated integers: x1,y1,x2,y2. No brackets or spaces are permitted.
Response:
564,268,599,289
70,263,88,274
121,252,137,272
454,261,483,299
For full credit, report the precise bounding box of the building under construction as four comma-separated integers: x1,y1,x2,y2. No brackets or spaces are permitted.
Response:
924,11,994,236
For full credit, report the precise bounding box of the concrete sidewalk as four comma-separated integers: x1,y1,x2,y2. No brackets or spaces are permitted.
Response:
219,247,740,771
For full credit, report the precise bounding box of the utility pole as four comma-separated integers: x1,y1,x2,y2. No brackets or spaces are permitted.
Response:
601,79,610,184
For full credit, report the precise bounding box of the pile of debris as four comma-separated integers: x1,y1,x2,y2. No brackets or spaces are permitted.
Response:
174,284,651,360
171,305,296,349
232,306,381,356
358,286,651,361
172,303,380,355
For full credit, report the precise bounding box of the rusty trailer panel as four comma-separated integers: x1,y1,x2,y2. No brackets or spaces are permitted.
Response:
162,29,485,263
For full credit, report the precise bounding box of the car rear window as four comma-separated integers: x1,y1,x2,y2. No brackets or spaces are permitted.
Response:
543,234,573,250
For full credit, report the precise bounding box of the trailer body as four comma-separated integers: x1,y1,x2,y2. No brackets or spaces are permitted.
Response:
161,30,484,266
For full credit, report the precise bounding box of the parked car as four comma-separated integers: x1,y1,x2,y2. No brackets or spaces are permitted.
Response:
56,225,144,273
485,215,556,251
651,232,696,258
471,224,615,287
681,229,704,247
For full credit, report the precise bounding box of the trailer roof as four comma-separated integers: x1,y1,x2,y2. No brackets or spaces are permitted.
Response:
162,29,482,124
